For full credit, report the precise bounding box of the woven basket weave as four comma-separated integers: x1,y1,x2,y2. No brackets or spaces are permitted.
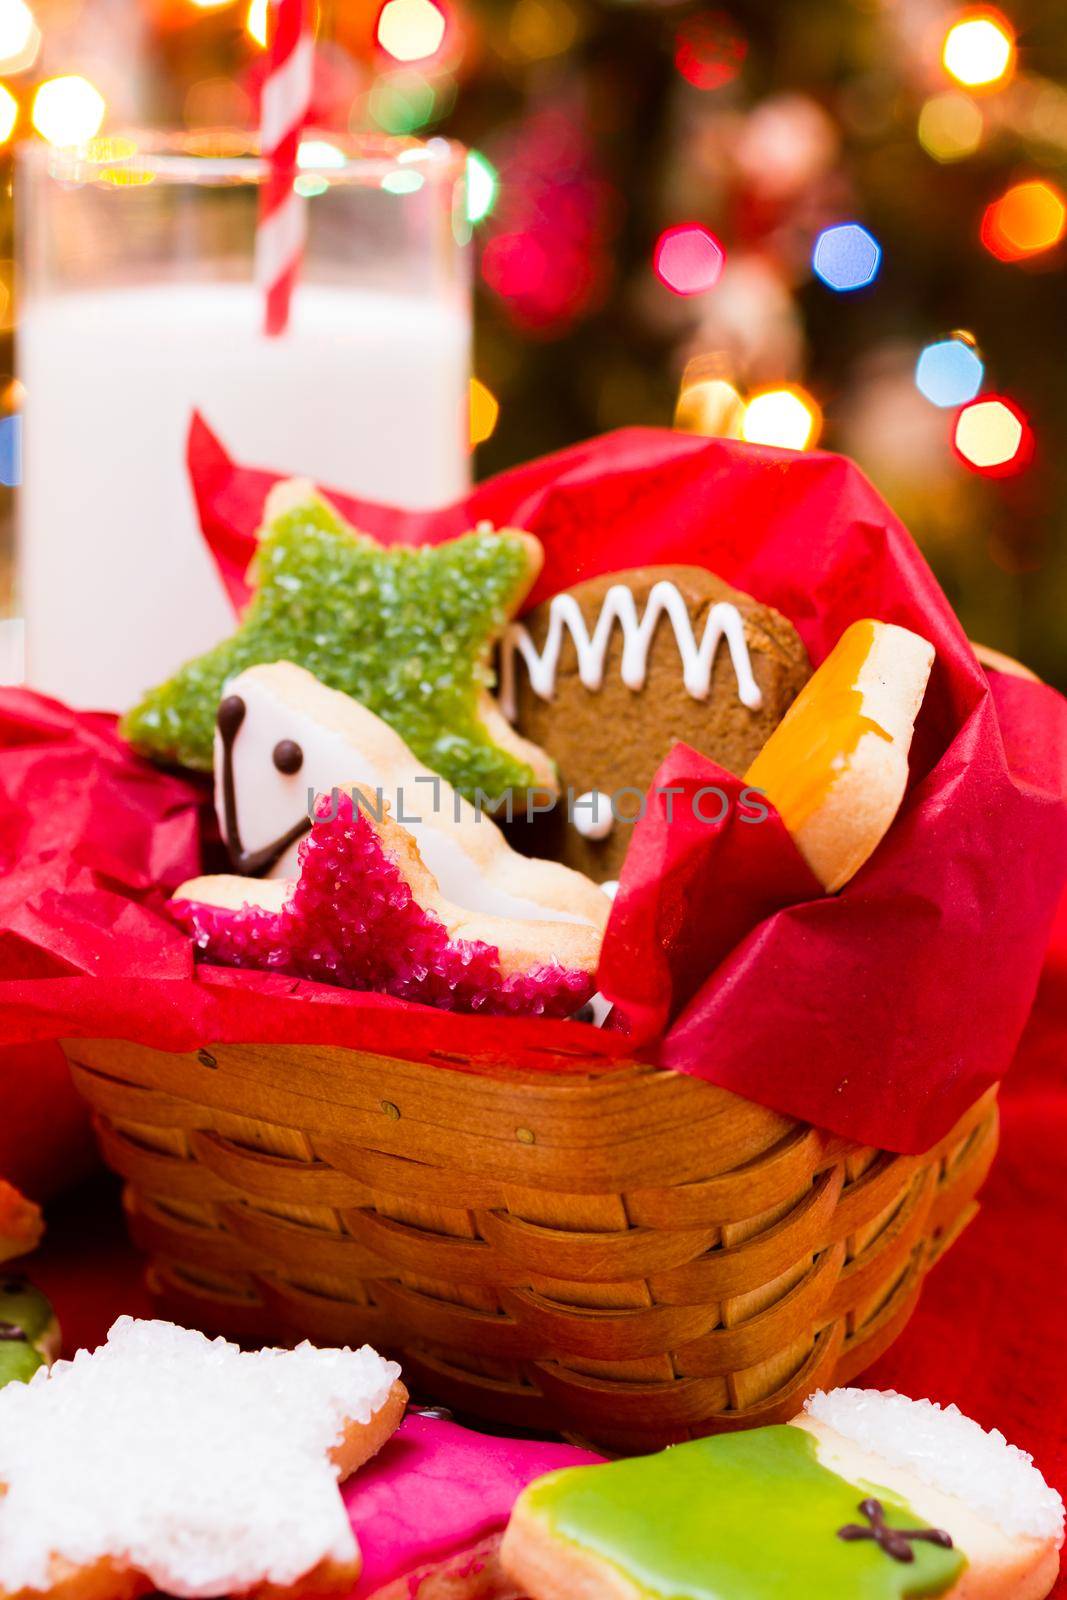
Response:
64,1037,997,1454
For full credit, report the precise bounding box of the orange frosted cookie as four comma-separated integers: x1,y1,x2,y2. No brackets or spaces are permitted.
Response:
745,619,934,891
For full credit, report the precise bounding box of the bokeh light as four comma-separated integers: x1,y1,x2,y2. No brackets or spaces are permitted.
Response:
812,222,882,291
507,0,580,63
368,71,438,134
0,0,40,74
653,224,725,296
917,92,983,162
466,150,499,224
298,139,346,170
377,0,447,64
741,386,822,450
674,13,747,92
915,336,985,407
32,76,106,147
469,377,499,447
381,168,424,194
0,85,17,144
981,180,1067,261
0,414,20,488
675,375,745,439
942,13,1015,90
245,0,268,46
189,0,235,9
954,396,1032,474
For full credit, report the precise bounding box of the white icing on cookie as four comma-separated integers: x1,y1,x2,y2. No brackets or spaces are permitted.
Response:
572,790,614,840
215,664,611,931
499,583,764,718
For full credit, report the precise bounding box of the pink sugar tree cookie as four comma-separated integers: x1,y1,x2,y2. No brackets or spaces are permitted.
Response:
172,788,601,1017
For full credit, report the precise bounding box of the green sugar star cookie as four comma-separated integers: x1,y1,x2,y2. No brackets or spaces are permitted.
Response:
122,482,557,801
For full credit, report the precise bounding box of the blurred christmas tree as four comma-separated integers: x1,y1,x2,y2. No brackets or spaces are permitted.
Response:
2,0,1066,682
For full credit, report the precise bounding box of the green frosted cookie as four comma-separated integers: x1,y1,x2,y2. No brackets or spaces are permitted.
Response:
0,1276,60,1390
122,483,556,802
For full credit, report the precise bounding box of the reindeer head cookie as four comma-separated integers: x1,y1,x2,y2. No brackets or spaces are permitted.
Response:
500,565,811,880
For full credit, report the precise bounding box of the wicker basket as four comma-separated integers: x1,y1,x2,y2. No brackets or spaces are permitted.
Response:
64,1036,997,1454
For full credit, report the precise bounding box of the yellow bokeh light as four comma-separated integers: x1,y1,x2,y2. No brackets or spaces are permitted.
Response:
32,75,106,147
0,84,17,144
917,91,983,161
469,377,499,448
954,399,1024,469
189,0,236,8
0,0,40,74
246,0,268,47
508,0,580,62
378,0,447,64
942,14,1015,90
97,166,156,188
741,386,822,451
675,377,745,440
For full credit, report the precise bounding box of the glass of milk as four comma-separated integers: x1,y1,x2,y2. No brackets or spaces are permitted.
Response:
16,131,471,711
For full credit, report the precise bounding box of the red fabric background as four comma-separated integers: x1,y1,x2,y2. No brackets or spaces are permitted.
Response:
0,423,1064,1157
21,891,1067,1590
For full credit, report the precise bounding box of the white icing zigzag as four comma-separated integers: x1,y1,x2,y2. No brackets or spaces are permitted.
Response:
499,582,764,718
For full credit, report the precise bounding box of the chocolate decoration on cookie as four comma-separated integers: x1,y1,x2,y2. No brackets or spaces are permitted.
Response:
0,1323,27,1343
501,566,811,881
217,695,310,878
272,739,304,775
838,1498,954,1564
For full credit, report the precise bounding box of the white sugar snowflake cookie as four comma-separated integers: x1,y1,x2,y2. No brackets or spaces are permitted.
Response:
0,1317,407,1600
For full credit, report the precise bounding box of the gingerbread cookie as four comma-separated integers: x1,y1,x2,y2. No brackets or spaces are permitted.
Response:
0,1316,406,1600
500,566,810,880
502,1387,1063,1600
123,481,556,803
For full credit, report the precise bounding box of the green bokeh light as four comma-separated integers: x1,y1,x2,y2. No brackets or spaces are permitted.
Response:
466,150,499,223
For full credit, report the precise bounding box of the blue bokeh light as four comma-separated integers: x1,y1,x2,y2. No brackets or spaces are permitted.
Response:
812,223,882,292
915,338,985,408
0,416,20,488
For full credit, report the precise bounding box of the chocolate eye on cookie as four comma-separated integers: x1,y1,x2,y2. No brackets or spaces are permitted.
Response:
500,565,812,881
271,738,303,775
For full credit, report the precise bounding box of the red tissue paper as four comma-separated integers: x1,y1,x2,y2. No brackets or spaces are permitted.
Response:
0,418,1065,1164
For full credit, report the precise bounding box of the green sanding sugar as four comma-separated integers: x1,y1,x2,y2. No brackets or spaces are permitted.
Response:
122,496,547,799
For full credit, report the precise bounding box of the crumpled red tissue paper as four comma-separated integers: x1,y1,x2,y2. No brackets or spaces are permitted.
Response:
0,418,1064,1168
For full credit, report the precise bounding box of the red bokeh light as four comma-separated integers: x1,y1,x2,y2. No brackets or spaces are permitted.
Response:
674,14,747,92
653,223,726,296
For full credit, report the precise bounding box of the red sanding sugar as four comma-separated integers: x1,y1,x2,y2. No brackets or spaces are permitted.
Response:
173,794,594,1018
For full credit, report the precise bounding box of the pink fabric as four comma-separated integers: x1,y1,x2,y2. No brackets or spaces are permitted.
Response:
342,1415,597,1597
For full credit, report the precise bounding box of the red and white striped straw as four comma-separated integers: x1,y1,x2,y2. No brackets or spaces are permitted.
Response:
256,0,314,337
